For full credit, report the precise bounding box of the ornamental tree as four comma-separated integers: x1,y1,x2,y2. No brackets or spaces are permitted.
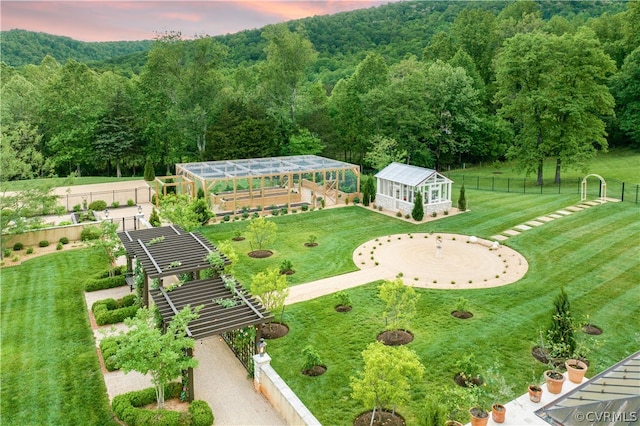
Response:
350,341,425,425
246,216,278,252
378,278,419,338
250,267,289,326
116,306,200,409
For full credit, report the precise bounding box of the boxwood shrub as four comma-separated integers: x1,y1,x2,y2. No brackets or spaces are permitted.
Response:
112,383,214,426
59,237,69,244
84,265,127,291
88,200,107,211
92,294,139,325
12,242,23,251
99,335,123,371
39,240,50,247
81,225,102,241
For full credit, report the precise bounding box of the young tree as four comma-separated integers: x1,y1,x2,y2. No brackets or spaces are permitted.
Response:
362,175,376,207
0,181,61,238
116,306,200,409
158,194,201,232
546,288,577,360
378,278,419,338
458,183,467,211
250,267,289,326
143,157,155,181
411,191,424,221
246,216,278,252
350,341,425,425
92,220,125,276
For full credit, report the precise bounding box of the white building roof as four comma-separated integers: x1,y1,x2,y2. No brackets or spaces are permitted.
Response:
375,162,451,187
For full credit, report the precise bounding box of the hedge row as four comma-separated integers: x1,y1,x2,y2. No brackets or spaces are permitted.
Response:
92,294,139,326
84,266,127,291
112,383,214,426
99,335,123,371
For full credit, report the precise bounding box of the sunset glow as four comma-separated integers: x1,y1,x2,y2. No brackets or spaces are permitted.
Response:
1,1,399,42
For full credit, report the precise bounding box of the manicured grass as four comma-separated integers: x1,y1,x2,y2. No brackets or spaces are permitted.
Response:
448,147,640,183
262,199,639,425
1,176,142,192
0,248,117,426
199,191,580,285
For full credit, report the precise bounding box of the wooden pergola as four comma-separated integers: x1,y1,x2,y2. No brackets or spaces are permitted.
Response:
175,155,361,211
117,226,272,402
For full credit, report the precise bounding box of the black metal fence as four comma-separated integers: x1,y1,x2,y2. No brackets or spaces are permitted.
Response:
443,174,639,204
221,327,256,376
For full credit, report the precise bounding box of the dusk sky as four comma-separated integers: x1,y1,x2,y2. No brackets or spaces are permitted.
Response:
1,1,399,42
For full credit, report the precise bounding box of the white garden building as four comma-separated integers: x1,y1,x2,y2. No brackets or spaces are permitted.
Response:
374,162,453,216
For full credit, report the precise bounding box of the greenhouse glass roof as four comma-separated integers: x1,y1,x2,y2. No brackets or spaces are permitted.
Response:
176,155,358,181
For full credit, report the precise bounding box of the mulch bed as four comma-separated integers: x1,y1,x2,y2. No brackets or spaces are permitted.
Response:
354,410,405,426
261,322,289,339
454,373,484,387
302,365,327,376
248,250,273,258
451,310,473,319
582,324,603,335
232,237,245,241
335,305,352,312
281,270,295,275
304,242,318,247
376,330,414,346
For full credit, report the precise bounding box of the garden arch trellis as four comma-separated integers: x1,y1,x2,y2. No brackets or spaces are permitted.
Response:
581,174,607,203
117,226,272,402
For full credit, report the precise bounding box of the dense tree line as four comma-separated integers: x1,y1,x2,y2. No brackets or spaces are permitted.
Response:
1,1,638,185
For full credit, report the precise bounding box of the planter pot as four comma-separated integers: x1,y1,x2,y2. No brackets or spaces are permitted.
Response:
528,384,543,403
544,370,566,394
491,404,506,423
469,407,489,426
565,359,588,383
444,422,463,426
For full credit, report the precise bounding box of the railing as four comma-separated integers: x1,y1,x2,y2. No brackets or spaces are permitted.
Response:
58,186,153,212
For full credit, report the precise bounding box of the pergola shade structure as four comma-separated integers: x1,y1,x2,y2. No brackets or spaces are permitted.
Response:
150,277,273,340
175,155,361,212
117,226,230,306
375,162,453,216
117,225,272,401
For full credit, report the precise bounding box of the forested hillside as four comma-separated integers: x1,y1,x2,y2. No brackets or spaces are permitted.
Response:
1,1,638,185
0,29,153,68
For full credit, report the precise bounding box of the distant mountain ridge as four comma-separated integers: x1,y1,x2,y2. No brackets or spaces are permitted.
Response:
0,29,154,67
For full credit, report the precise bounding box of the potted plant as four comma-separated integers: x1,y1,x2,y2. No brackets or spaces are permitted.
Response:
469,407,489,426
528,384,543,403
491,404,506,424
565,359,588,383
544,369,566,394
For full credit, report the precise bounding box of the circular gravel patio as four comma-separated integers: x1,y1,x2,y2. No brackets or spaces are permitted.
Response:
352,233,528,289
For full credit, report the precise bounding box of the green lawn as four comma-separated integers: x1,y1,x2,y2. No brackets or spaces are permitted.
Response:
2,187,638,425
1,175,142,192
447,147,640,184
259,199,640,425
0,248,118,426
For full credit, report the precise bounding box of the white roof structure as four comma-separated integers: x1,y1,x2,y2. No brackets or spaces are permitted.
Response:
375,162,452,186
177,155,358,181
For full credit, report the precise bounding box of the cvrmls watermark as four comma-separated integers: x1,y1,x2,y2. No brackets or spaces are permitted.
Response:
574,411,638,423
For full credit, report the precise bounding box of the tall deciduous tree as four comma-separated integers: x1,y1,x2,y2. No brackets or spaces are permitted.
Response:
495,30,615,184
116,306,200,409
262,25,317,127
610,46,640,147
350,341,425,426
364,135,407,172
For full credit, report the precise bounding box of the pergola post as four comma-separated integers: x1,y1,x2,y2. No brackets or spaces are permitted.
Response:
187,347,195,402
143,271,149,307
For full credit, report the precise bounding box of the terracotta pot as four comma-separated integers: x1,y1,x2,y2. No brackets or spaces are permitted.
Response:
544,370,566,394
528,384,543,403
491,404,506,423
444,421,463,426
565,359,588,383
469,407,489,426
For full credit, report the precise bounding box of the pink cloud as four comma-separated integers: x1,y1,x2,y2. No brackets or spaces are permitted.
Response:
1,1,401,42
